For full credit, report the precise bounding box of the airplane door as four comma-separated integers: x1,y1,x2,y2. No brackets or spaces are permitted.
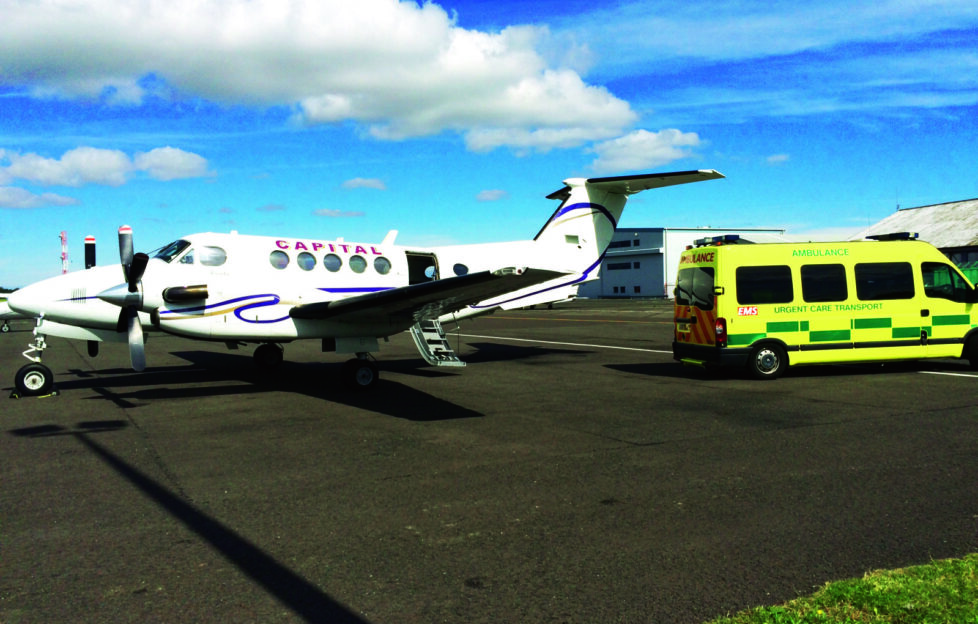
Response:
406,252,439,284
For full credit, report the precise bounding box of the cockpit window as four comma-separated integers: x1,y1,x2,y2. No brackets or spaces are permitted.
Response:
153,240,191,263
199,246,227,267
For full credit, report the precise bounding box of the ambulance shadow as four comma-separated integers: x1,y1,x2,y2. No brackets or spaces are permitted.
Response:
610,359,975,381
58,350,482,421
7,421,370,624
606,361,712,379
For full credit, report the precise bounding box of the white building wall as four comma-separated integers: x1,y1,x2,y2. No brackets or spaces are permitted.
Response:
579,227,786,298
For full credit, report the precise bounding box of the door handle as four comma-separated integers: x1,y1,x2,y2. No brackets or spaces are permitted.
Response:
921,309,930,317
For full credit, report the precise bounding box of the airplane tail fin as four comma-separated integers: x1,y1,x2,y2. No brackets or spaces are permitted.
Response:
533,170,725,263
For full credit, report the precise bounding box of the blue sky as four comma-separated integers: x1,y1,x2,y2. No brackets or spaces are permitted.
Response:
2,0,977,286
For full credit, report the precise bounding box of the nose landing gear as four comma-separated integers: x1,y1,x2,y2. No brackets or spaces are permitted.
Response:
12,332,57,398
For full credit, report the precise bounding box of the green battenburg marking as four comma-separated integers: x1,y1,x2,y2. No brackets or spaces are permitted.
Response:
766,321,799,333
892,327,920,339
933,314,971,326
810,329,850,342
728,333,765,346
853,317,892,329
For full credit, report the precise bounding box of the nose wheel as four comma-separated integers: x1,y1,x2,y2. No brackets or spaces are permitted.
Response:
14,362,55,397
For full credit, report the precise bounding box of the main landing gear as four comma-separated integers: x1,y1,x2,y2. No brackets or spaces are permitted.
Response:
344,355,379,389
251,343,379,389
13,333,56,398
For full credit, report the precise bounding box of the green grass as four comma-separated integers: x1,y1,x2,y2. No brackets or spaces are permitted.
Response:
707,553,978,623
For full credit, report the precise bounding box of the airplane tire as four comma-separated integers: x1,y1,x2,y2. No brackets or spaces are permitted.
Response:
254,343,284,369
346,359,378,388
15,363,54,397
747,343,786,380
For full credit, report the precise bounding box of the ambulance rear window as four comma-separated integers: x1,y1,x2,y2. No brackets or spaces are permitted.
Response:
737,266,793,305
676,266,715,311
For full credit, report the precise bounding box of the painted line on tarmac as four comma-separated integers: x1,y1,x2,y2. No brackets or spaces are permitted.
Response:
919,370,978,378
457,333,672,354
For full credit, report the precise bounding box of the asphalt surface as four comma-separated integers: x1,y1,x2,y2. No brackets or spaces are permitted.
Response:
2,300,977,623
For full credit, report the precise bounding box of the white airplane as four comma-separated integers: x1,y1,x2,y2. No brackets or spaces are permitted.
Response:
6,169,723,396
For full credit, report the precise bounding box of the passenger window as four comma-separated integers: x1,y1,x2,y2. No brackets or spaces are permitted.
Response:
374,257,392,275
453,263,469,276
296,252,316,271
269,250,289,270
801,264,847,302
349,255,367,273
323,254,342,272
855,262,913,300
922,262,971,303
736,265,793,305
675,266,715,311
199,246,227,267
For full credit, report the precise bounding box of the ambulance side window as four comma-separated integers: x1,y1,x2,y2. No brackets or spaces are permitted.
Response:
921,262,971,303
736,266,793,305
801,264,847,302
855,262,914,300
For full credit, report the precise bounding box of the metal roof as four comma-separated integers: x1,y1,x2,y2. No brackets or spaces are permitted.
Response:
852,198,978,248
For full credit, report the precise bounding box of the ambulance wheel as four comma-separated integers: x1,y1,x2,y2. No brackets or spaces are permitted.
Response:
254,343,284,369
15,363,54,397
345,359,378,388
966,335,978,369
747,343,786,380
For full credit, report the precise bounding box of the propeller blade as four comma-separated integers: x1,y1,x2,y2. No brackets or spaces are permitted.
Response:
126,307,146,372
118,225,134,279
85,235,96,269
128,252,149,293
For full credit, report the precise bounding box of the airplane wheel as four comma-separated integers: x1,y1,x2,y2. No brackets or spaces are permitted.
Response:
345,359,378,388
254,343,284,369
747,343,786,380
15,363,54,397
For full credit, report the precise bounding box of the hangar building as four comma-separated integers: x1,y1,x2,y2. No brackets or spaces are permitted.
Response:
578,227,786,299
852,198,978,282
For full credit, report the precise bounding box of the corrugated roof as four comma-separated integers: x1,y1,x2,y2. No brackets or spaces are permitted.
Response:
852,198,978,247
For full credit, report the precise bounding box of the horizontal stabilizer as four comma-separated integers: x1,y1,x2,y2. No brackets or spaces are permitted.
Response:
546,169,724,200
290,268,566,326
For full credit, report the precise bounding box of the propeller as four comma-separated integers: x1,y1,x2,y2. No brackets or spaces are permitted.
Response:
99,225,148,371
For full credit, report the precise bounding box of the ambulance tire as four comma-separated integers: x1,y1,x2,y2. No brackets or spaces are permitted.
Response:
747,343,786,380
966,335,978,369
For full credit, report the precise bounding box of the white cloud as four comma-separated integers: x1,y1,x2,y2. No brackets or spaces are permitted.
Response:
313,209,366,218
589,129,702,173
0,146,212,187
134,147,213,181
766,153,790,165
476,189,509,202
0,0,636,152
0,186,80,209
341,178,387,191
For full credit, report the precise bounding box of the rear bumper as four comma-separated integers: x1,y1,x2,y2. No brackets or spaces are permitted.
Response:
672,342,751,368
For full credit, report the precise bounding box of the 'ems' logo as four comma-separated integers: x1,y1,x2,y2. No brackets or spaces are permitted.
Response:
738,306,758,316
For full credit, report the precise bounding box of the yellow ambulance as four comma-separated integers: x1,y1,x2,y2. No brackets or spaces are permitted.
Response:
672,233,978,379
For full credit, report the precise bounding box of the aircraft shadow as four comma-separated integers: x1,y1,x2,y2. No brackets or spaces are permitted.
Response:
50,350,483,421
8,421,371,624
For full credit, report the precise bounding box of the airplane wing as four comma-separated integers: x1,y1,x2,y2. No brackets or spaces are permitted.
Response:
290,267,566,326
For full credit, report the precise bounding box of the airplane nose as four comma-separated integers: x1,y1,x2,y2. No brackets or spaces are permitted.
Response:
6,287,36,316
